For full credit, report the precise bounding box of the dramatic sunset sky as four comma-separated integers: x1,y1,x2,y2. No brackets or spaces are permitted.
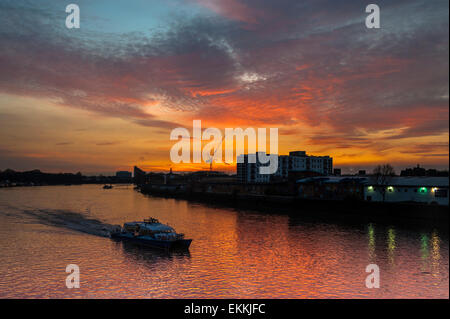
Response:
0,0,448,174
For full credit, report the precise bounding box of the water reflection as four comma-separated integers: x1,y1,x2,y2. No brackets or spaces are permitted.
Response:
421,233,430,263
387,228,396,266
368,223,376,262
420,230,442,276
431,231,441,277
116,240,191,265
0,185,448,298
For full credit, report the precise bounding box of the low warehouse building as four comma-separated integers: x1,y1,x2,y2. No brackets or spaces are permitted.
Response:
364,177,449,206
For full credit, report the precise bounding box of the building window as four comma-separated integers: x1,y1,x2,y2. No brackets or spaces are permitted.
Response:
435,189,448,198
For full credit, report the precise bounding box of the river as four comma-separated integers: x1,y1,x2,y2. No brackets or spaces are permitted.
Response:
0,185,447,298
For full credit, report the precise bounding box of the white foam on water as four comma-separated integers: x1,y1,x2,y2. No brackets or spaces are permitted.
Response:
19,209,116,237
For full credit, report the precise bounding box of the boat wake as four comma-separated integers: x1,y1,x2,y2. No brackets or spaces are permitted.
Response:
20,209,117,237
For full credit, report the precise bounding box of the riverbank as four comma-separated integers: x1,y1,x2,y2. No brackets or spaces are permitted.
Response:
138,184,449,230
0,182,133,188
0,169,133,187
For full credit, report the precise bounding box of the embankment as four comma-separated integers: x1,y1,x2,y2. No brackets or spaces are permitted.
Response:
138,184,449,230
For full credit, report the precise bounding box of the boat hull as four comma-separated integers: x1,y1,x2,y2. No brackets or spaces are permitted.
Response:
110,232,192,250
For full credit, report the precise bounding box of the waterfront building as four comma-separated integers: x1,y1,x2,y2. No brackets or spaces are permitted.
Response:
237,153,271,184
237,150,333,183
276,155,290,180
116,171,132,179
297,176,367,200
296,176,449,206
400,164,449,177
134,166,147,185
364,176,449,206
287,151,332,176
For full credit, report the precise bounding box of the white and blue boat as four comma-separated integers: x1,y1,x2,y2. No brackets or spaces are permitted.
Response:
110,217,192,250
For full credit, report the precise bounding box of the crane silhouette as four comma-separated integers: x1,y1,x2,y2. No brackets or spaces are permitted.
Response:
205,136,230,172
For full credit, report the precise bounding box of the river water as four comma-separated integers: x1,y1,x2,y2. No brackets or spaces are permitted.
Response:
0,185,448,298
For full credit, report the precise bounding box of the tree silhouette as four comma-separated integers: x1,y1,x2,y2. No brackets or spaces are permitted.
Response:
371,164,396,202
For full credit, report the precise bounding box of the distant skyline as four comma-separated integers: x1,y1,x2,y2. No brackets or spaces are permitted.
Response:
0,0,448,174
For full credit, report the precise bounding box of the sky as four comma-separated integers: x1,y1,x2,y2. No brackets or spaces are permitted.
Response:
0,0,448,175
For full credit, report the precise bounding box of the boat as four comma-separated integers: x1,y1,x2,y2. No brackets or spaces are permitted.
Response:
109,217,192,250
103,185,113,189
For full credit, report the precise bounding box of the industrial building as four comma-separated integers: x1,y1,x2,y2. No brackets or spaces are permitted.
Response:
296,176,449,206
364,177,449,206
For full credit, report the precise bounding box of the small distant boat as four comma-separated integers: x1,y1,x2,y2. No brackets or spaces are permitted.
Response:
110,217,192,250
103,185,113,189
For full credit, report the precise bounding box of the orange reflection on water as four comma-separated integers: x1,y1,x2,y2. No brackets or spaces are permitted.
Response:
368,223,376,262
0,185,448,298
387,228,396,266
431,231,441,277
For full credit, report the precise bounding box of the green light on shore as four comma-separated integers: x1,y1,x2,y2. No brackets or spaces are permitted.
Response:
419,187,427,193
368,186,374,191
387,186,394,192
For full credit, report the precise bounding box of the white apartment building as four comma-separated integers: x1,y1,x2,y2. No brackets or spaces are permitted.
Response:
274,151,333,178
236,153,271,183
238,151,333,183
